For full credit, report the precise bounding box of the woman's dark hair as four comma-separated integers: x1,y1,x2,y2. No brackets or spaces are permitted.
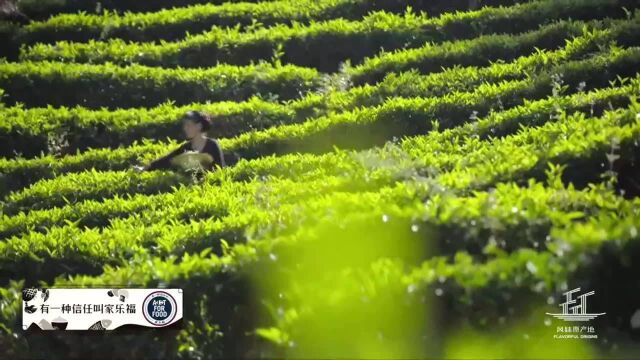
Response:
183,110,211,132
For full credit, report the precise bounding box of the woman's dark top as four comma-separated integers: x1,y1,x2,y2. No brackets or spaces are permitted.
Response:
146,138,225,171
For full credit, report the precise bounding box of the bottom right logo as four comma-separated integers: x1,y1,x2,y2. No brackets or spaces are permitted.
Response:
546,287,606,339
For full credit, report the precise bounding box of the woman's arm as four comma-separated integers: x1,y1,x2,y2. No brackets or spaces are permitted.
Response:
204,139,225,169
144,143,187,171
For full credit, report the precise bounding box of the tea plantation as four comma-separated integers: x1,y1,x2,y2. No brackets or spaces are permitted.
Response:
1,0,639,358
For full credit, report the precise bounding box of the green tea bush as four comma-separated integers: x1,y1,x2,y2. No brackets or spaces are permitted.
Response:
349,13,640,84
21,0,638,71
0,61,321,108
18,0,519,44
227,47,640,158
17,0,517,20
16,0,274,19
